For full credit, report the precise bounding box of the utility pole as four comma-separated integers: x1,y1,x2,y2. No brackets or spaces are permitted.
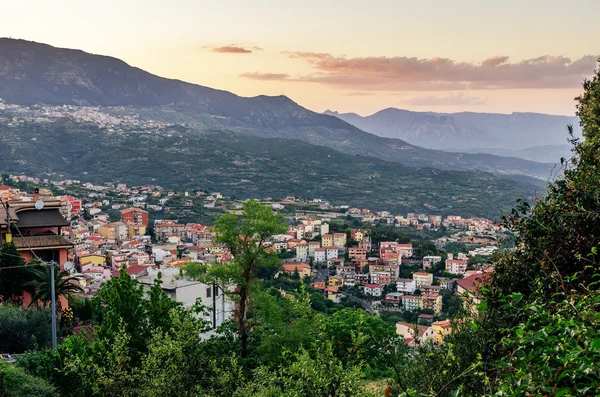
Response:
49,261,57,350
212,282,217,329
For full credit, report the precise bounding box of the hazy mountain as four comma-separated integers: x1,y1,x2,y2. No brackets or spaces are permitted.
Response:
0,38,553,179
446,145,574,164
324,108,581,153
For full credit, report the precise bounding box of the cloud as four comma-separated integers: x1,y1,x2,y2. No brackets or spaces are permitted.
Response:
205,44,255,54
399,93,488,106
239,72,290,81
343,92,373,96
265,52,599,91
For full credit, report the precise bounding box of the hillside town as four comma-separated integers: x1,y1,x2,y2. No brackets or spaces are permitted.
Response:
0,176,502,343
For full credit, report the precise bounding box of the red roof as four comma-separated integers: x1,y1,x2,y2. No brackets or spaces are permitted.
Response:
282,263,311,272
125,264,149,276
457,272,490,293
365,283,381,288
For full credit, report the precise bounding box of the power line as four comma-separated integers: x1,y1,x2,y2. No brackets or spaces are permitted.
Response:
0,262,46,271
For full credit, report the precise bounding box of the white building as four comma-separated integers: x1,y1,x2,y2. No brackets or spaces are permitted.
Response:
138,268,233,331
314,248,327,263
326,246,339,260
396,278,417,294
363,283,383,297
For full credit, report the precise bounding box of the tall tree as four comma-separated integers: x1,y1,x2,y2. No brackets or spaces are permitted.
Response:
0,242,31,304
206,200,288,358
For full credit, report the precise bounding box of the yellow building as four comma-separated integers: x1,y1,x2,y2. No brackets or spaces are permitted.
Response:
79,254,107,267
332,233,347,247
431,320,452,344
281,263,311,278
321,234,333,247
328,275,344,288
98,225,116,239
422,294,443,315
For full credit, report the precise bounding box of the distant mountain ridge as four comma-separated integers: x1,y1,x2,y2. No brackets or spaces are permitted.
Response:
324,108,581,151
0,38,553,179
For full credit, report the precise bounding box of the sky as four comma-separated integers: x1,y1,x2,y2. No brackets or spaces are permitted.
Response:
1,0,598,116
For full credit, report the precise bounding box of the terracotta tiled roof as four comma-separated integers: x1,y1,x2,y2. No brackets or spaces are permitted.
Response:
13,235,73,249
457,272,490,293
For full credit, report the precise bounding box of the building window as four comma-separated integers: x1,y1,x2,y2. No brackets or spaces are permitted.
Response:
206,287,212,298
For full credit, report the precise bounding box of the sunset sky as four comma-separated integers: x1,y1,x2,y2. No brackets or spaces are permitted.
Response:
2,0,598,115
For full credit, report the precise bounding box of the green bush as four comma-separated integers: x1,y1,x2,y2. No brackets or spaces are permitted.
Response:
0,305,51,353
0,361,58,397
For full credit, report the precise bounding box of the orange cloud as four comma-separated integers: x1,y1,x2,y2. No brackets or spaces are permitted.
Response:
242,53,598,91
209,45,254,54
239,72,290,80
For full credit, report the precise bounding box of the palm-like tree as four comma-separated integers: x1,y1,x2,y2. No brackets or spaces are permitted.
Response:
25,263,84,317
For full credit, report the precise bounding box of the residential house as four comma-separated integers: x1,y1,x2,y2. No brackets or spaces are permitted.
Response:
363,283,382,297
343,272,356,287
138,268,232,330
314,248,327,263
418,313,434,325
348,247,367,259
457,272,489,313
421,285,442,295
295,241,308,261
396,278,417,294
413,272,434,288
121,207,149,227
308,241,321,256
354,273,369,285
328,275,344,288
321,234,333,247
325,246,339,260
350,229,367,242
332,233,347,248
397,244,413,258
445,259,468,275
422,255,442,270
384,292,403,305
431,320,452,344
326,286,340,303
402,295,422,311
370,271,392,285
396,322,436,346
422,294,443,314
281,263,311,278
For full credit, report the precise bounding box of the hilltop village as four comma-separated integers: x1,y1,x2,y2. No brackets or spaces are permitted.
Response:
0,174,505,342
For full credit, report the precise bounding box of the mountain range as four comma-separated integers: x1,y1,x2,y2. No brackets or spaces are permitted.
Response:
324,109,580,156
0,38,555,217
0,38,555,180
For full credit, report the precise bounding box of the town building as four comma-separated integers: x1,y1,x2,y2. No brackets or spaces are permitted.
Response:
412,272,434,288
281,263,311,278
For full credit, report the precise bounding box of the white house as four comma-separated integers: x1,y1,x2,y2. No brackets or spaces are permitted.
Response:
396,278,417,294
314,248,327,263
138,268,233,331
326,246,339,260
363,283,383,297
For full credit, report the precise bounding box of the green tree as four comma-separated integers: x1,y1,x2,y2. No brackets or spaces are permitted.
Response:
0,241,31,304
203,200,288,358
0,305,52,353
25,264,84,316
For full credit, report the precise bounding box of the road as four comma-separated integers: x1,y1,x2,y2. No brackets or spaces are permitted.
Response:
341,292,375,313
